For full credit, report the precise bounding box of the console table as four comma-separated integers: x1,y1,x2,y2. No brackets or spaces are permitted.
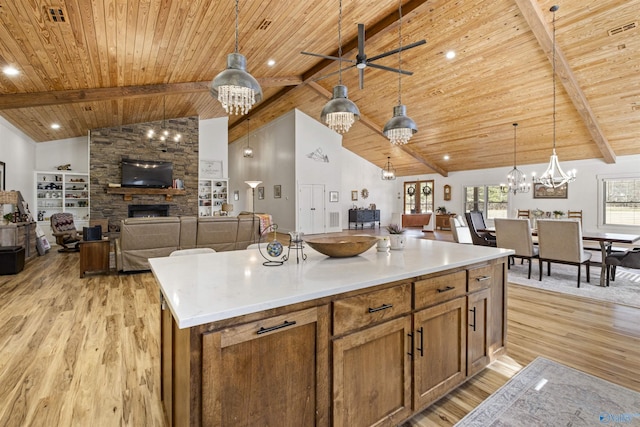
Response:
436,213,456,230
348,209,380,229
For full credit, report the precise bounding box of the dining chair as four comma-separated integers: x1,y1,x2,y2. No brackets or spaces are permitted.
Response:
516,209,530,219
536,219,592,287
567,210,582,224
465,211,497,247
604,248,640,286
451,216,473,244
494,218,538,279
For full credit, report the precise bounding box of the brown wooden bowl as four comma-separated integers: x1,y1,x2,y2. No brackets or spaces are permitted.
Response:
304,235,378,258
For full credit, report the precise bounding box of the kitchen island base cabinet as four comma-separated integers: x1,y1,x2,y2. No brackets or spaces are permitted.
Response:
161,306,330,427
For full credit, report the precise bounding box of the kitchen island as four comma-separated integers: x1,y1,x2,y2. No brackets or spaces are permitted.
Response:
151,238,512,427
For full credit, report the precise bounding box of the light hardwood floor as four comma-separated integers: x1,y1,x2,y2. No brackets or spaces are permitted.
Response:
1,230,639,426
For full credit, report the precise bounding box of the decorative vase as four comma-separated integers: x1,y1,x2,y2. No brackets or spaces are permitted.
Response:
389,234,405,250
377,237,390,252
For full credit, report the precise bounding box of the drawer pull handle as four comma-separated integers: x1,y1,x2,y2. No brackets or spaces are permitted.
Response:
437,286,455,293
475,275,491,282
368,303,393,313
469,307,477,332
257,320,297,335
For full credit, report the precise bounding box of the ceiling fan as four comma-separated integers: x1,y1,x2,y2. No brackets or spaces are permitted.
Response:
302,23,426,89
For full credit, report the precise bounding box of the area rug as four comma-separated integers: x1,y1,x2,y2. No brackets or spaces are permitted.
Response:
455,357,640,426
506,260,640,308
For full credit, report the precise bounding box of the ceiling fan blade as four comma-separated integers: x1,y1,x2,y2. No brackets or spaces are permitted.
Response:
367,39,427,62
311,64,357,82
359,68,364,90
301,51,356,63
366,63,413,75
358,24,365,58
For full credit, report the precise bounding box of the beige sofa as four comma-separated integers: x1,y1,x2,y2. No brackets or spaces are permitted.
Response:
115,215,260,272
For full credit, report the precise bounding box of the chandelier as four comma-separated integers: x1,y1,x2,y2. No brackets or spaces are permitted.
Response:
381,156,396,180
501,123,530,195
383,0,417,145
146,97,181,144
210,0,263,115
243,118,253,158
320,0,360,134
533,5,576,189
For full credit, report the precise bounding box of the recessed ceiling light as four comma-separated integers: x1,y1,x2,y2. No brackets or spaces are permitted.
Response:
443,155,450,160
445,50,456,60
51,123,61,129
3,66,19,76
267,59,276,66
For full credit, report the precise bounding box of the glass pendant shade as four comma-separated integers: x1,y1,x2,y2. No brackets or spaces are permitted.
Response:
384,105,417,145
381,156,396,180
211,53,263,115
243,146,254,158
320,85,360,134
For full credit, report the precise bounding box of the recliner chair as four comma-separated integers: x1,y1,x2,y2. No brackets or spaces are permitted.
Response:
50,212,81,252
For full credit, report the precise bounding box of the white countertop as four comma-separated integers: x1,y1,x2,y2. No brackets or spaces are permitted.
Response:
150,237,512,329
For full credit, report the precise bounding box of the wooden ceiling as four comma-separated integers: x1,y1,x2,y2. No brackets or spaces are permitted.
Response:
0,0,638,176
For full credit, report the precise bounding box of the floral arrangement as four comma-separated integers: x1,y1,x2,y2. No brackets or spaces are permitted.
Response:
553,210,565,217
386,224,405,234
532,208,545,218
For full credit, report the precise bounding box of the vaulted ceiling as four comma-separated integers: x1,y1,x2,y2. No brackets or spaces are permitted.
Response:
0,0,638,177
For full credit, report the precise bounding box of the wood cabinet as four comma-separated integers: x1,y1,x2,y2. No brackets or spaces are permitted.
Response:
159,259,507,427
435,213,456,230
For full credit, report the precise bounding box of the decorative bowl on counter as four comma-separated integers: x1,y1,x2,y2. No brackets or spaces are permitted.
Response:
304,235,378,258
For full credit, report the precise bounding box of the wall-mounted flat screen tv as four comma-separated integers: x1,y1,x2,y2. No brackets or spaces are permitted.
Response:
121,158,173,188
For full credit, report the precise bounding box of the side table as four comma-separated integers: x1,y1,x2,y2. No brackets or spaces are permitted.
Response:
79,239,110,278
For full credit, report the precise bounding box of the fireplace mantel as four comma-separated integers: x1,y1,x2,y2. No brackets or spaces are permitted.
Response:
106,187,185,201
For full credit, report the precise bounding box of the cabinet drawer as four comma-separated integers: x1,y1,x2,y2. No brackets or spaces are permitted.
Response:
414,271,466,309
468,265,494,293
333,283,411,336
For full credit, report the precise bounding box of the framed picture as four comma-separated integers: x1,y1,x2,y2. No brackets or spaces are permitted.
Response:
274,185,281,199
533,182,568,199
234,190,239,201
329,191,339,202
199,159,223,179
0,161,5,191
351,190,358,201
258,186,265,200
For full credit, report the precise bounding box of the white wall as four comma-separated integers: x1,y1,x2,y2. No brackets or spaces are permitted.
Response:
0,117,37,205
199,116,229,178
35,136,89,173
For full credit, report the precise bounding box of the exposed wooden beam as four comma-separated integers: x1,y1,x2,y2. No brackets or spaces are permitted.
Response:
515,0,616,164
307,82,448,177
0,76,302,110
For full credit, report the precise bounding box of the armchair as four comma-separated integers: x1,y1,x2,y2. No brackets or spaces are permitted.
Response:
465,211,497,247
50,212,80,252
605,248,640,286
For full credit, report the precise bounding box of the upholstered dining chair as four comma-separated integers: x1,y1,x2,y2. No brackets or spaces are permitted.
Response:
50,212,81,252
494,218,539,279
604,248,640,286
536,219,592,287
465,211,497,247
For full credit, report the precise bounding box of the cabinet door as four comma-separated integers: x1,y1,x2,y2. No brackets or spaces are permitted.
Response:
413,296,466,409
333,316,412,427
467,288,490,377
201,307,328,427
488,262,506,358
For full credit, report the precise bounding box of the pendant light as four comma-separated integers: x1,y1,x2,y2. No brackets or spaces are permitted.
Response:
533,5,576,188
383,0,417,145
243,118,253,158
501,123,530,195
146,96,181,143
211,0,263,115
320,0,360,134
381,156,396,180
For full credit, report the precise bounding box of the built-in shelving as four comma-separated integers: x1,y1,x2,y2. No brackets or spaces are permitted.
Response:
198,179,228,216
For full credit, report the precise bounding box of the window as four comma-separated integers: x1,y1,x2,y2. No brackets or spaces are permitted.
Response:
464,185,508,220
602,177,640,226
404,180,433,214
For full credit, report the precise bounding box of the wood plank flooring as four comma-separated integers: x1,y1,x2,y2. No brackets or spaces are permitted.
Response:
1,230,638,426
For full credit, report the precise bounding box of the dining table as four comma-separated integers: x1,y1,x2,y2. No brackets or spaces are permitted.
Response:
483,226,640,286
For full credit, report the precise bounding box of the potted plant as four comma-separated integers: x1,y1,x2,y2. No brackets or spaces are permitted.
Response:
3,213,14,224
385,224,405,250
436,206,447,214
553,210,565,219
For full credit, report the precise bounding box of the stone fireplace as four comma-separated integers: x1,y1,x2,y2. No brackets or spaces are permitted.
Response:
128,204,170,218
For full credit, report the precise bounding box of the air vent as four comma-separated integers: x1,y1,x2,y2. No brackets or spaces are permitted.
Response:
608,22,637,36
257,19,272,30
45,6,66,22
82,106,93,112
